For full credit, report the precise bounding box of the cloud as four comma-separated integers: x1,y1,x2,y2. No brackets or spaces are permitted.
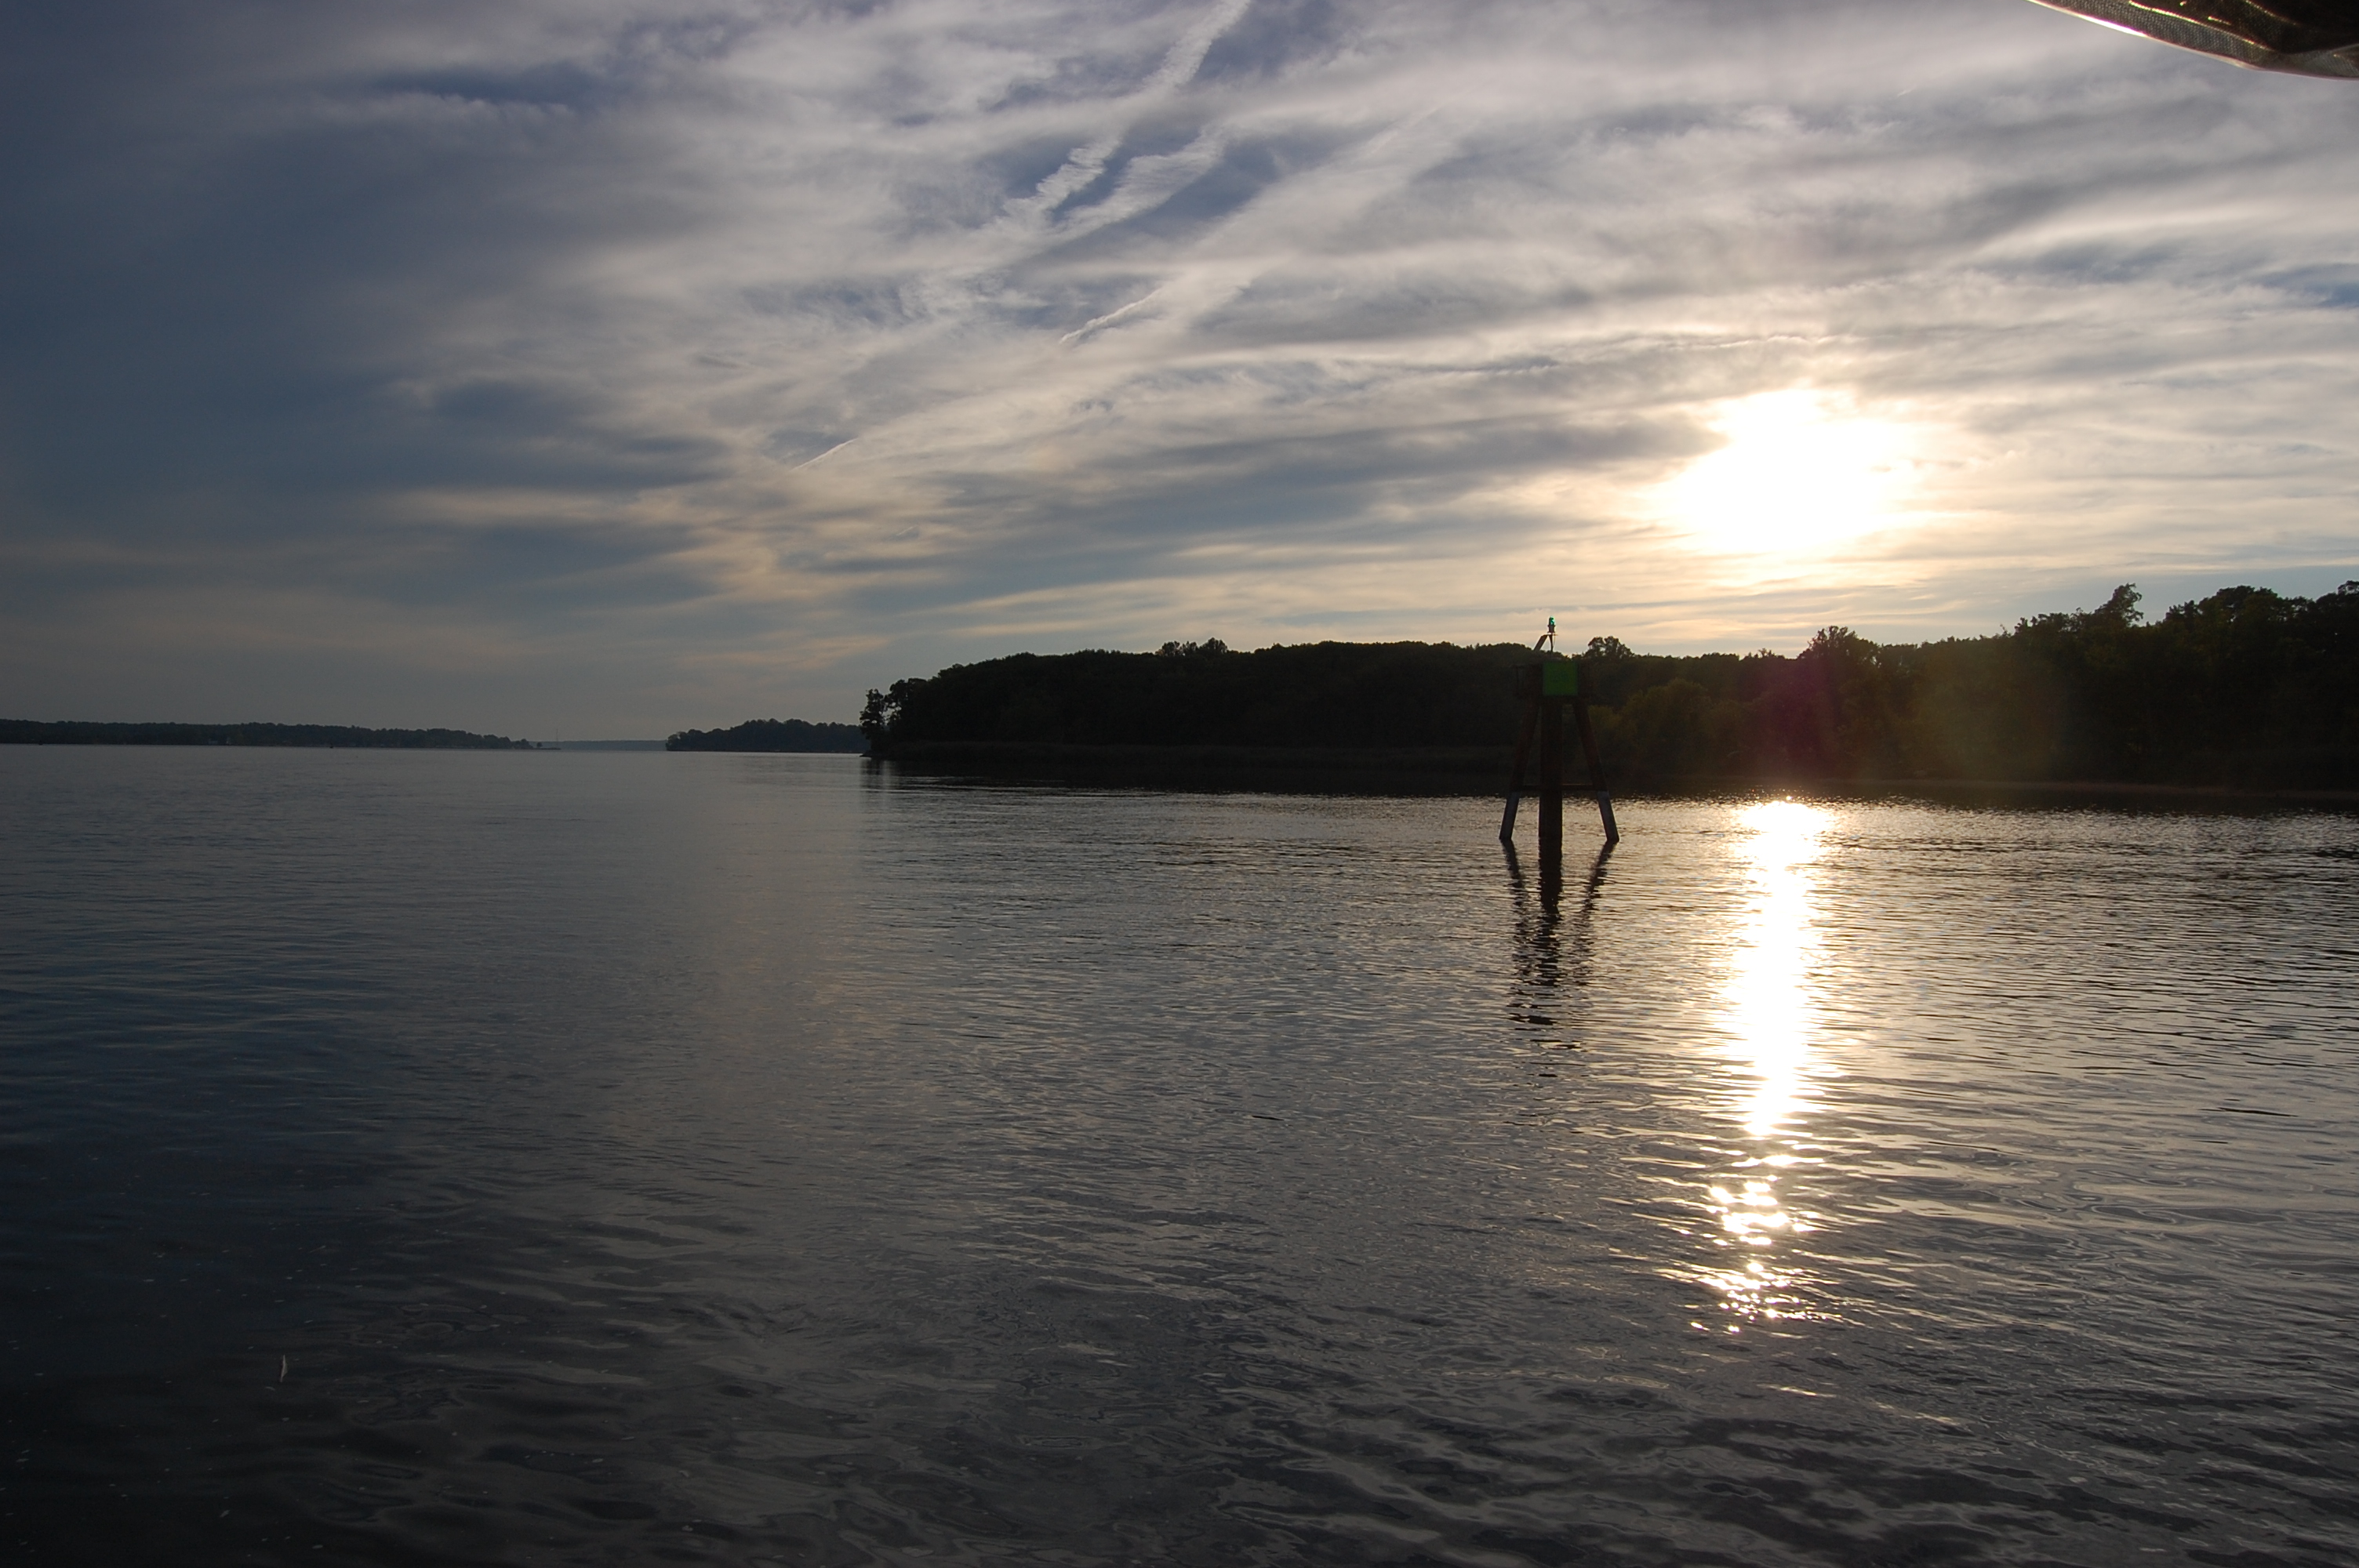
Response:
2,0,2355,731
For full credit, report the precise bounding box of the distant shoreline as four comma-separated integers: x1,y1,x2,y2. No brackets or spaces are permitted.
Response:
1,720,532,750
666,718,865,753
874,740,2359,808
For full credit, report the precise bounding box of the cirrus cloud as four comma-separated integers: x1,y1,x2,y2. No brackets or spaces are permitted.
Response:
2,0,2354,731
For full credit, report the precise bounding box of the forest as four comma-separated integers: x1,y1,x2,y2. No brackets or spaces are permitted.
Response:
861,583,2359,790
665,718,867,753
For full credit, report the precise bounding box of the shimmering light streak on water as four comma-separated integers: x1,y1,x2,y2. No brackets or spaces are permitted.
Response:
1700,800,1827,1326
1725,799,1826,1141
2,750,2357,1567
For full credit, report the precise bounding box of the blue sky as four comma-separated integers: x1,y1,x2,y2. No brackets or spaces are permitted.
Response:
3,0,2354,735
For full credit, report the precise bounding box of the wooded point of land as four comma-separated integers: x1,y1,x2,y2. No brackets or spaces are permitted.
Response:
861,584,2359,790
666,718,867,753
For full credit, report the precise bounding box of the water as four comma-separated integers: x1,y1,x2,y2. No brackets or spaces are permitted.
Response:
3,748,2356,1566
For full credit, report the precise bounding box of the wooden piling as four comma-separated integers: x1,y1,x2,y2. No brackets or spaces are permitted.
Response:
1499,688,1540,843
1539,694,1565,866
1571,697,1619,846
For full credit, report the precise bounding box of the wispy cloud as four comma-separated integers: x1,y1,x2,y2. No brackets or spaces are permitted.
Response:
2,0,2354,731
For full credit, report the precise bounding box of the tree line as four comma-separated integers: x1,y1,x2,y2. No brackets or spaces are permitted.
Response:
665,718,867,753
861,582,2359,789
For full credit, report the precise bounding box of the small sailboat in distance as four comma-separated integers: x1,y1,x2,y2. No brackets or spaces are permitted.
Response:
2028,0,2359,78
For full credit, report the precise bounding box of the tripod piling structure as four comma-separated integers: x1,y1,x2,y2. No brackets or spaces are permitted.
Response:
1499,620,1619,850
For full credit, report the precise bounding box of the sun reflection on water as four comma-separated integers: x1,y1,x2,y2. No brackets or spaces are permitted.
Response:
1702,800,1830,1323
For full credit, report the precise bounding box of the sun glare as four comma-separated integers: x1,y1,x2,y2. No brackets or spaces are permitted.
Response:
1698,798,1832,1324
1656,390,1925,558
1724,799,1825,1141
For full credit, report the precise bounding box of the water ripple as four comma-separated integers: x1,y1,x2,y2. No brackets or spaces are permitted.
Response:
2,750,2355,1564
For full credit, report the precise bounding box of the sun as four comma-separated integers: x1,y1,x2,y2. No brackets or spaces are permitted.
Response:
1654,389,1927,558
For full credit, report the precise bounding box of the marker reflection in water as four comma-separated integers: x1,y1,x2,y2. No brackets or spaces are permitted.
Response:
1701,800,1832,1325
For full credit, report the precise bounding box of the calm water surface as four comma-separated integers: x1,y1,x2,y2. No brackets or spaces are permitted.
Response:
2,749,2356,1566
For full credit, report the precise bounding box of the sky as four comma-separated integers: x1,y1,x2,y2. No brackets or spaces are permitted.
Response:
3,0,2355,737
